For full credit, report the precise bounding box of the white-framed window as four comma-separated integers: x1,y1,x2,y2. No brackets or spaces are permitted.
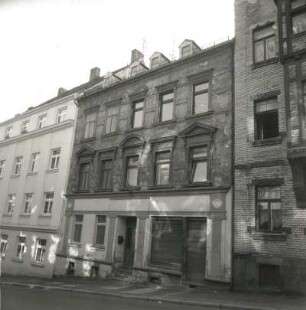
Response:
7,194,16,214
73,215,83,243
159,91,174,122
57,107,67,123
21,120,30,134
94,215,106,247
37,114,47,129
34,238,47,263
16,236,26,259
43,192,54,214
0,234,8,256
13,156,23,175
24,193,33,214
49,148,61,170
105,107,118,134
29,152,40,173
0,160,5,177
5,126,12,139
84,113,96,139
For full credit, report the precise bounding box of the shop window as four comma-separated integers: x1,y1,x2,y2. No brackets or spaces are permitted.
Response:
150,218,183,267
253,25,276,63
190,146,208,183
257,186,282,232
94,215,106,247
34,239,47,263
84,113,96,139
79,162,90,191
126,155,139,188
16,236,26,259
259,264,280,289
192,82,209,115
0,234,8,256
255,98,279,140
159,91,174,122
73,215,83,243
131,100,144,129
100,159,113,190
155,151,171,186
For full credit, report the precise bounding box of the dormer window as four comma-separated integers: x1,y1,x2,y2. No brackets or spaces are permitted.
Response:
151,57,159,69
179,40,201,59
182,45,191,58
131,66,138,76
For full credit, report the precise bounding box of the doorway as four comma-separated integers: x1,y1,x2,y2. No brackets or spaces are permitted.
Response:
123,217,137,269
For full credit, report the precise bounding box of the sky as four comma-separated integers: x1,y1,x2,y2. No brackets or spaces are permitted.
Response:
0,0,235,123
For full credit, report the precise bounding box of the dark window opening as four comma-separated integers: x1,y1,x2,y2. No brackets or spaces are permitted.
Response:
79,163,90,191
259,264,280,290
67,261,75,276
100,159,112,190
73,215,83,243
91,266,99,278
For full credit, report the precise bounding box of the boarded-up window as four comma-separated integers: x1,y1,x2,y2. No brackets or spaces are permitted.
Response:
150,218,183,267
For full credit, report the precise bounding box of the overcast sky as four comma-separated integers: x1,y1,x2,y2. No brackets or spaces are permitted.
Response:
0,0,235,123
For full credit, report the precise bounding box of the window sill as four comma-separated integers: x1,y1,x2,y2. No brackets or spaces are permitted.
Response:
184,182,212,187
27,172,38,176
19,214,31,217
102,132,118,138
91,245,106,251
11,174,20,178
252,232,287,241
186,110,214,120
3,213,13,217
69,242,82,248
31,261,45,268
253,136,282,147
46,169,59,173
75,189,90,193
126,126,145,133
81,137,96,143
251,57,279,69
38,214,52,218
94,188,113,193
120,186,140,191
11,257,24,263
153,119,177,127
148,185,172,190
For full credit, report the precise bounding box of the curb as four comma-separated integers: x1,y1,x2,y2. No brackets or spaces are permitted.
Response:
0,281,281,310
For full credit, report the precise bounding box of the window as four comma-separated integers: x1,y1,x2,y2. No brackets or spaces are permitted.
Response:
151,57,159,69
5,126,12,139
7,194,16,213
304,81,306,116
131,66,138,76
253,25,276,63
255,98,279,140
13,156,23,175
131,100,144,128
105,107,118,134
16,236,26,259
151,218,183,267
155,151,171,186
193,82,209,114
182,45,191,58
292,0,306,9
34,239,47,263
37,114,47,129
160,91,174,122
0,160,5,177
259,264,280,289
49,148,60,170
0,234,8,256
57,107,67,123
94,215,106,246
126,155,139,187
257,186,282,232
43,192,54,214
29,152,40,173
292,11,306,34
84,113,96,139
100,159,113,190
190,146,208,183
73,215,83,243
21,120,30,134
24,193,33,214
79,162,90,191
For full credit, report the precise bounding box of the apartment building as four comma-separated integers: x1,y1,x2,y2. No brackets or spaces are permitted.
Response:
234,0,306,294
54,41,234,286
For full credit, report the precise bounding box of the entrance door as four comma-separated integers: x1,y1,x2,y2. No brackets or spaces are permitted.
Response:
186,218,207,284
123,217,137,269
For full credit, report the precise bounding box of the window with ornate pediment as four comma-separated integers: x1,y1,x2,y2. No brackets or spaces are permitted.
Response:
98,148,117,191
179,123,216,185
120,135,145,189
76,146,95,192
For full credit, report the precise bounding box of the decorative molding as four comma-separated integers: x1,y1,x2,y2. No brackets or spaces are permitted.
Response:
235,159,288,169
0,224,58,234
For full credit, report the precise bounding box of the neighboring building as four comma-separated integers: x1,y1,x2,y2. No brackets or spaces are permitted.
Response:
0,72,102,277
234,0,306,294
54,41,234,286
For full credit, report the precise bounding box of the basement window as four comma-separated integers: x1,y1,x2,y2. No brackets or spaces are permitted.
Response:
255,98,279,141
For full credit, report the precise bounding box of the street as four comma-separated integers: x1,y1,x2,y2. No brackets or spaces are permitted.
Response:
1,286,216,310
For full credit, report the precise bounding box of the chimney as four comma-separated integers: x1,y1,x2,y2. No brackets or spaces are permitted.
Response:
89,67,100,81
131,49,144,63
58,87,67,96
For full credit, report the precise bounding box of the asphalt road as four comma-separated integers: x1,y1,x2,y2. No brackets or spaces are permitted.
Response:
1,285,216,310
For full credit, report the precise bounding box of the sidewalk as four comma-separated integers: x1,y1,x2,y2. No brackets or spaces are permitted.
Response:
1,275,306,310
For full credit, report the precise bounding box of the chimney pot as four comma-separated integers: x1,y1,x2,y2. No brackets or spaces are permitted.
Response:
131,49,144,63
89,67,100,81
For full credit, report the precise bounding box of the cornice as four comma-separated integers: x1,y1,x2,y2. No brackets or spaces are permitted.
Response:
0,224,58,234
0,119,75,147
